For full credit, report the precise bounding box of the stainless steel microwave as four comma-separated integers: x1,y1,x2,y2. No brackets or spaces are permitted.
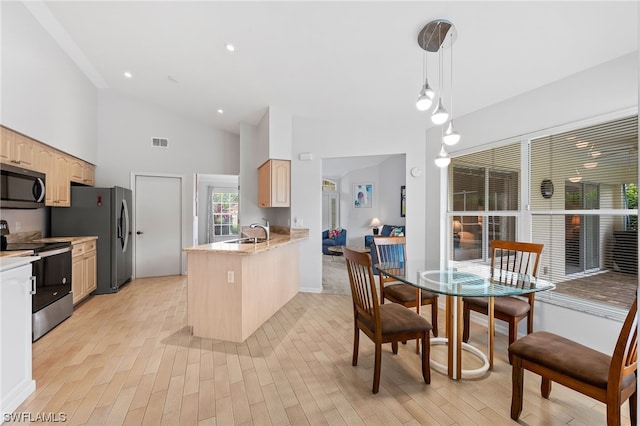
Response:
0,164,46,208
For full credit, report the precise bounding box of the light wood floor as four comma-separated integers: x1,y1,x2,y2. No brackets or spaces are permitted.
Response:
11,275,631,425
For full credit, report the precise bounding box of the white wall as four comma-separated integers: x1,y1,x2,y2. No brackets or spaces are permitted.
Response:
1,2,98,163
341,165,379,246
98,91,239,255
377,155,406,228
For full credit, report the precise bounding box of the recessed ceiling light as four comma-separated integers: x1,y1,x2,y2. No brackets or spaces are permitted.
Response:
217,109,224,114
123,71,133,79
225,43,235,52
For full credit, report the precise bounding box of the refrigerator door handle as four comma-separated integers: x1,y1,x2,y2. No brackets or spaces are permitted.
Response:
121,198,130,252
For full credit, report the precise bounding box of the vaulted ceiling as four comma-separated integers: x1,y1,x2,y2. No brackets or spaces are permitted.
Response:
27,1,638,136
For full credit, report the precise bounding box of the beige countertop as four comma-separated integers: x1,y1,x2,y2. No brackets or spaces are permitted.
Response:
32,236,98,245
0,250,34,258
184,230,308,255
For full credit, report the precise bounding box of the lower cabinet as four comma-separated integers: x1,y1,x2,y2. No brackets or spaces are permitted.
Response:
0,261,36,415
71,239,97,305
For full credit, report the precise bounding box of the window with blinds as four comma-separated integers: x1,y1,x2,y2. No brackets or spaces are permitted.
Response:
530,116,637,309
447,115,637,310
448,143,520,272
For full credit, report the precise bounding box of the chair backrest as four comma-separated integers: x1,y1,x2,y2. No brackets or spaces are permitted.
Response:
610,297,638,389
343,247,381,330
490,240,544,285
373,236,407,295
373,236,407,264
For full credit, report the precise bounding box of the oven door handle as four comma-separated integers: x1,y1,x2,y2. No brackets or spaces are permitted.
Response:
37,246,71,258
30,276,36,295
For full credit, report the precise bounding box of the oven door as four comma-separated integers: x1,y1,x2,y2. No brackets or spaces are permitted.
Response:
32,246,72,313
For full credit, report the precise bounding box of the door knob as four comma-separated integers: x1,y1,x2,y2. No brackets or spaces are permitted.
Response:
137,231,143,235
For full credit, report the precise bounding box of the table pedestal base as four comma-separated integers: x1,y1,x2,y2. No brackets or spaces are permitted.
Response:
429,337,490,379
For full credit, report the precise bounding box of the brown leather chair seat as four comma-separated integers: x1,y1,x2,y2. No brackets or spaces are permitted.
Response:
384,284,438,306
464,296,530,318
509,331,635,390
361,303,432,336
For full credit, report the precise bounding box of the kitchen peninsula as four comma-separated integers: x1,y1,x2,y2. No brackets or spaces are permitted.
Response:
184,227,308,342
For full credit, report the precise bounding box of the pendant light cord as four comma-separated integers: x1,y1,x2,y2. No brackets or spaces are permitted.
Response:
449,32,454,119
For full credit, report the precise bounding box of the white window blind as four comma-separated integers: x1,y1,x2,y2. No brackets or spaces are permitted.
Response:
530,116,637,309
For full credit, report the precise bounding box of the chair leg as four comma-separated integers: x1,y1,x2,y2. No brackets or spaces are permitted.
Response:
508,320,517,347
510,356,524,421
606,401,622,426
507,320,517,364
352,328,359,366
431,301,439,337
373,341,382,394
462,303,470,343
421,331,431,384
629,390,637,426
541,377,552,398
392,341,398,354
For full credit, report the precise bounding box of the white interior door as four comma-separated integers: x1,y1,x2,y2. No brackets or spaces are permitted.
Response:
134,174,182,278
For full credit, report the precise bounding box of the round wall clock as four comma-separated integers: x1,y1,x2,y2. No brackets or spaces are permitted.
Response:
540,179,554,199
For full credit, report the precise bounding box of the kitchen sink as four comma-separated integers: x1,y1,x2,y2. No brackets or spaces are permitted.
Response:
224,237,267,244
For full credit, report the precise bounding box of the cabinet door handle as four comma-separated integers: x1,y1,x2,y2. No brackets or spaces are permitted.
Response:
30,276,36,295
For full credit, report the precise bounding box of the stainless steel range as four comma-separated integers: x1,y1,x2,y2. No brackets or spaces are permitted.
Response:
0,221,73,341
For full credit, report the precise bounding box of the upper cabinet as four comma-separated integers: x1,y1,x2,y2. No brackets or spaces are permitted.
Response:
258,159,290,208
0,127,35,170
70,158,95,186
1,126,94,207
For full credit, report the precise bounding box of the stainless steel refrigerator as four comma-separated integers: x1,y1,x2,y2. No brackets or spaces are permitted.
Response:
51,186,132,294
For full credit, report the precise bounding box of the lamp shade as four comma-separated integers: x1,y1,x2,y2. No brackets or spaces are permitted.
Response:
453,220,462,233
370,218,382,227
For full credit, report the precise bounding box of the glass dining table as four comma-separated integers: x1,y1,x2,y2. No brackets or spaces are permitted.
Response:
376,261,555,380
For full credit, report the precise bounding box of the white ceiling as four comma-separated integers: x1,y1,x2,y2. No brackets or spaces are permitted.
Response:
30,1,638,139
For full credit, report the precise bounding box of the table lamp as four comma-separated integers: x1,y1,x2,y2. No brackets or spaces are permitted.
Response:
370,217,382,235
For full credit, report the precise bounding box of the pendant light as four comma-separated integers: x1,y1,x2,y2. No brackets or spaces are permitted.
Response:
442,31,460,146
434,125,450,168
416,20,459,165
416,27,434,111
434,144,451,167
430,23,449,125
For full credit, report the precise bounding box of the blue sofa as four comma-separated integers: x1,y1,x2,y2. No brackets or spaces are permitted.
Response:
322,229,347,255
364,225,406,274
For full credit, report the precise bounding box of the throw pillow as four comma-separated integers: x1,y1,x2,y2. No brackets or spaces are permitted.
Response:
328,229,340,239
390,227,404,237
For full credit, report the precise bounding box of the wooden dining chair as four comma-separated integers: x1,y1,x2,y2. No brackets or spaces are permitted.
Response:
343,247,432,394
509,297,638,426
373,236,439,337
462,240,543,349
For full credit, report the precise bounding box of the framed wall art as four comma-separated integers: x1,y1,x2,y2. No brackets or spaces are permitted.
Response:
353,183,373,208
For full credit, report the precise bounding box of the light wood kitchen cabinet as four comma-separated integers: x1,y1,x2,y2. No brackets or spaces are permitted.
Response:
70,159,95,186
71,239,97,305
0,127,35,170
47,153,71,207
258,159,290,207
2,126,95,206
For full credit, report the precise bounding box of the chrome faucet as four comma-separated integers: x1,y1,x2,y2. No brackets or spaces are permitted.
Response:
250,219,270,241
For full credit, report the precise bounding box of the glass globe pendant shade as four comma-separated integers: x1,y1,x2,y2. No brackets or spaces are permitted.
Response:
434,145,451,167
431,98,449,124
416,81,434,111
443,121,461,146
